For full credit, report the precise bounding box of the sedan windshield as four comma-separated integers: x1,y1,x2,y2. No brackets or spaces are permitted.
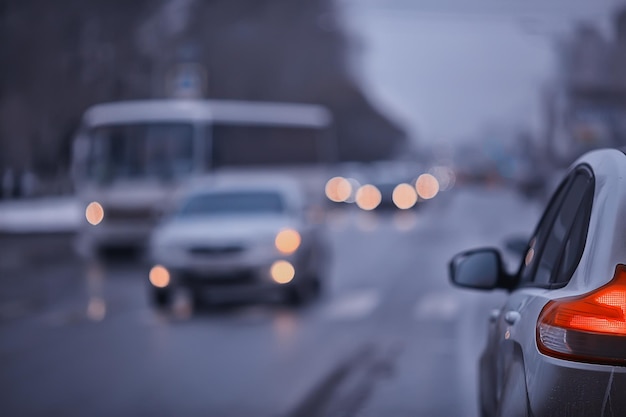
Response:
177,191,285,217
87,123,194,183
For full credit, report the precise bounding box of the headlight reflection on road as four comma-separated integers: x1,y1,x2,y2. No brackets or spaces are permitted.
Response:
273,311,298,344
355,211,379,232
85,201,104,225
275,229,301,254
149,265,170,288
393,211,418,231
86,297,106,321
271,260,295,284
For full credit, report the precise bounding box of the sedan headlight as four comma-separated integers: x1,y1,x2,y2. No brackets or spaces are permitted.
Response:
270,260,295,284
149,265,170,288
275,228,301,255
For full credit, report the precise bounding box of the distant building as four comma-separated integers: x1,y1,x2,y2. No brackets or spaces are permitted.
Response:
547,7,626,166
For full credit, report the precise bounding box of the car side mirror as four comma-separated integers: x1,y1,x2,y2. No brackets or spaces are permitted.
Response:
449,248,508,290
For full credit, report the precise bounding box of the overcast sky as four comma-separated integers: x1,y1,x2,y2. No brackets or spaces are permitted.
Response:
341,0,622,146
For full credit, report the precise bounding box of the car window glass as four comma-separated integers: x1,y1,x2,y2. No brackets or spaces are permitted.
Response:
523,171,591,286
518,175,572,284
534,172,590,285
554,178,594,283
178,191,285,217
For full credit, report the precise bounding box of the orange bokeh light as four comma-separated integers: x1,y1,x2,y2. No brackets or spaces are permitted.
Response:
275,229,301,254
325,177,352,202
355,184,382,211
85,202,104,225
149,265,170,288
271,260,295,284
416,174,440,200
392,183,418,209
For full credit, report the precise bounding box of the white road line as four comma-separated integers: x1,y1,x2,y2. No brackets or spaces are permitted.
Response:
413,291,462,322
323,289,380,321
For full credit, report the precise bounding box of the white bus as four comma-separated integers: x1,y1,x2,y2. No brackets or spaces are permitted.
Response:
71,99,334,257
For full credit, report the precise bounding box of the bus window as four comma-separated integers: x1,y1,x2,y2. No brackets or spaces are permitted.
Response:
86,123,194,183
210,124,328,168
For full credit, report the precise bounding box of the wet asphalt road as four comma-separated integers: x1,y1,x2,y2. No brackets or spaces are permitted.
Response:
0,187,541,417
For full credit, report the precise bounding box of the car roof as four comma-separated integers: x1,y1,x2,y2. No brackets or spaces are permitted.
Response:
83,99,331,128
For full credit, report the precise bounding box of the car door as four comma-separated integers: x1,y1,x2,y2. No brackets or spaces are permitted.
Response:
488,166,595,416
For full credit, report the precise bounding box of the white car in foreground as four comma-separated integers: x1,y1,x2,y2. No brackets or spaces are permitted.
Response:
147,177,329,308
450,148,626,416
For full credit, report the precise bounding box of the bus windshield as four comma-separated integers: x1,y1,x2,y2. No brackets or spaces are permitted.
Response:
86,123,194,183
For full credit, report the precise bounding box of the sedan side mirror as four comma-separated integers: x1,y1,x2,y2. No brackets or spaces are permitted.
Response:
449,248,510,290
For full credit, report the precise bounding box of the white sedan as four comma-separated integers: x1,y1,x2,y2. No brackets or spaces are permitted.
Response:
147,178,329,308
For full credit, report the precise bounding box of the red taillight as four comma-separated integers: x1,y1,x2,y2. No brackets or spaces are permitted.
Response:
537,264,626,366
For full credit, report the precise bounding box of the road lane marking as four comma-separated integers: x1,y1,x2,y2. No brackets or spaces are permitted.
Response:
413,291,461,322
323,289,380,321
